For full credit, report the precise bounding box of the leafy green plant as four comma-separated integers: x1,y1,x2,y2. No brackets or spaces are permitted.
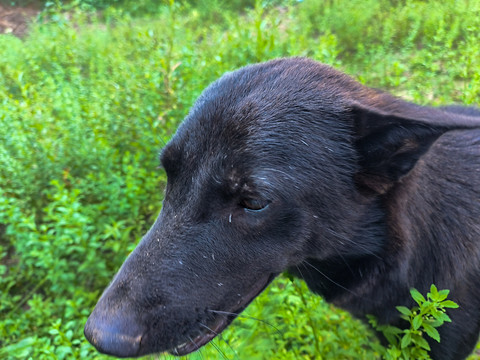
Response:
368,285,459,360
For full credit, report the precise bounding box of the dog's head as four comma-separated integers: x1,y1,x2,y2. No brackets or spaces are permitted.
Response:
85,58,475,357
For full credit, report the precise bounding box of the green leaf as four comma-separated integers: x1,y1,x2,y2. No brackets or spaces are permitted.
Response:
401,332,412,348
396,306,412,317
419,301,433,314
431,311,450,324
437,289,450,301
412,314,422,330
441,300,459,309
387,347,402,359
366,314,378,327
383,326,403,336
434,287,447,295
410,288,426,305
423,323,440,342
415,336,431,351
384,331,400,346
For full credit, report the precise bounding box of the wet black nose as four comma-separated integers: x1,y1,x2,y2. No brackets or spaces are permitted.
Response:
84,309,145,358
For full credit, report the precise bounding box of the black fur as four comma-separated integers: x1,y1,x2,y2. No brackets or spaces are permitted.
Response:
84,58,480,359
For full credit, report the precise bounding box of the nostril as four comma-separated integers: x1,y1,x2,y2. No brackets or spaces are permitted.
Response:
84,311,144,358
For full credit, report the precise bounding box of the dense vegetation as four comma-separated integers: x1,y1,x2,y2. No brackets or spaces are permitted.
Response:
0,0,479,359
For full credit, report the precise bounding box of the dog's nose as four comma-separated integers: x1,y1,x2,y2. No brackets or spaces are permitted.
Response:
84,309,144,357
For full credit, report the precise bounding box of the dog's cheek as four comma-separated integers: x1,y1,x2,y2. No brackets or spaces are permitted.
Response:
235,207,313,271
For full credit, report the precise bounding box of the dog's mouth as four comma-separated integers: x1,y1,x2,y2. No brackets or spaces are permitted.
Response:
170,273,276,356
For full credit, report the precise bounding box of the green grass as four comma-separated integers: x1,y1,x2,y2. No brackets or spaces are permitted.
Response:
0,0,479,359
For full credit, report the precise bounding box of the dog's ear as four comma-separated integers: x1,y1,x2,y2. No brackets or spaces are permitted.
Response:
352,97,477,194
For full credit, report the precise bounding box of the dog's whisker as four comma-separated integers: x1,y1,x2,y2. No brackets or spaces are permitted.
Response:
300,261,378,305
325,228,383,260
199,322,240,360
199,328,229,360
199,322,216,333
211,341,229,360
196,346,205,360
187,335,200,351
331,245,356,276
206,309,283,336
295,264,307,282
302,260,359,297
187,336,204,360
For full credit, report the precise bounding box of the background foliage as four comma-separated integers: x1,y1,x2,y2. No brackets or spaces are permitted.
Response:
0,0,479,359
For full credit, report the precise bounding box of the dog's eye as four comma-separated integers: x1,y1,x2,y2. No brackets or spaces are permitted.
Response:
240,198,269,212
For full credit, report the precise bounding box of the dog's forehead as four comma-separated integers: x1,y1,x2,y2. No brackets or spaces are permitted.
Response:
162,58,355,181
162,124,257,180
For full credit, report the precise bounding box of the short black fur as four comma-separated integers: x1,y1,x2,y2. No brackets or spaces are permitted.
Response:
85,58,480,360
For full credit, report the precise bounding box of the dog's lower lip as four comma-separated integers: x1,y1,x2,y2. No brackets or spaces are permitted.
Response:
170,273,277,356
171,315,228,356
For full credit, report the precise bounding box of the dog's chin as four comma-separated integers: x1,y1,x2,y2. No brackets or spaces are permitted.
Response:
170,310,231,356
169,273,277,356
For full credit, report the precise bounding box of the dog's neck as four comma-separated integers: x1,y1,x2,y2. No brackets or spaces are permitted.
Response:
288,194,408,320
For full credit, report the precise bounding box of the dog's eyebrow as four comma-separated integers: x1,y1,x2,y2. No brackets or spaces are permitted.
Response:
240,174,277,198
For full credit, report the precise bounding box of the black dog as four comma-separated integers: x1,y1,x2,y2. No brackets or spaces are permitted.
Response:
84,58,480,359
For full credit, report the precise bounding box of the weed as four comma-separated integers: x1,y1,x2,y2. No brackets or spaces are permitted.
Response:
368,285,459,360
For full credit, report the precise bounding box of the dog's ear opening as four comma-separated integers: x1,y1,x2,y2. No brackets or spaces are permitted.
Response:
351,98,477,195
